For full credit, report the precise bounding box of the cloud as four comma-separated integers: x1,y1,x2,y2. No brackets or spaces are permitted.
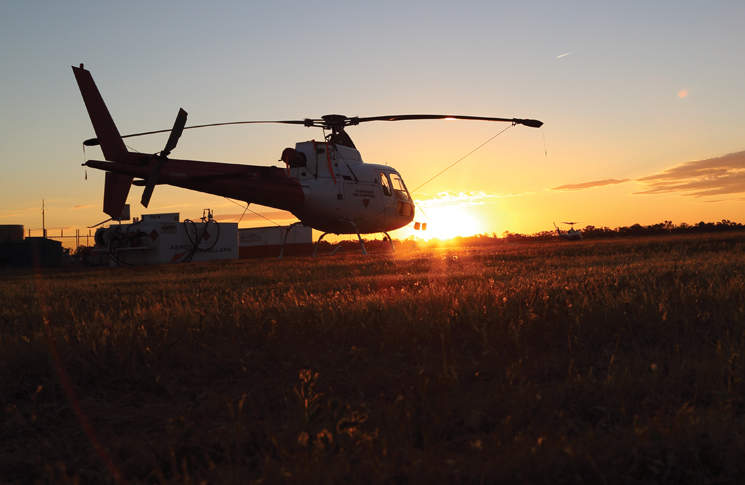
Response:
213,210,298,224
0,205,41,218
556,52,573,58
160,203,195,209
73,205,92,209
700,199,739,203
550,179,631,192
47,226,79,232
414,191,529,207
634,150,745,198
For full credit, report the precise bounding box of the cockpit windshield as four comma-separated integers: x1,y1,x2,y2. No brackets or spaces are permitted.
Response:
389,173,410,201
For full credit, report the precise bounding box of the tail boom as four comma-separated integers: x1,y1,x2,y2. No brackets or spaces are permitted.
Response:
85,159,305,213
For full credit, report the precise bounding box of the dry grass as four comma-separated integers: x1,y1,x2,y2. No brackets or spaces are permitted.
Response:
2,233,745,483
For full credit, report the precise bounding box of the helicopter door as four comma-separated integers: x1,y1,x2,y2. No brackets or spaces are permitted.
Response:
376,172,399,224
380,172,392,197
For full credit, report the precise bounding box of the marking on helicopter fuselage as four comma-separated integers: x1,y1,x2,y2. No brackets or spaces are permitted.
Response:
353,188,376,198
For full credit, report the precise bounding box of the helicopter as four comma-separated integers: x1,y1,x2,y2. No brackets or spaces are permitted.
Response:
73,64,543,254
553,222,583,241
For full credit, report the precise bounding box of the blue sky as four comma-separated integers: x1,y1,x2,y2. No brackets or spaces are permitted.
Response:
2,1,744,240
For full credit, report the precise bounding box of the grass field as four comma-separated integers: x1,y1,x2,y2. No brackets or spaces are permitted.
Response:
2,233,745,483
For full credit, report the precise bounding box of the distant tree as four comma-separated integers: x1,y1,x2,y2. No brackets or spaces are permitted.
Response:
530,230,555,239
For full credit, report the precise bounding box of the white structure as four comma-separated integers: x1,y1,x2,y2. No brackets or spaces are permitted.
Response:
94,213,238,265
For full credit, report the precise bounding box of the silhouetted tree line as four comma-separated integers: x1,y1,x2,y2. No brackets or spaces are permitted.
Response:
324,220,744,252
503,219,744,243
581,219,743,238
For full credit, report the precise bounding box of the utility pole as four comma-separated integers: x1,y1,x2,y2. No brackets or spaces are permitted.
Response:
42,199,46,238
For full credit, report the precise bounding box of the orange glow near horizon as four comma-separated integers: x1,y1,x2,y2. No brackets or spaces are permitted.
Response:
417,205,486,241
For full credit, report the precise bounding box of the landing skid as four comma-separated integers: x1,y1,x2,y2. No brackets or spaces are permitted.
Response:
278,220,395,259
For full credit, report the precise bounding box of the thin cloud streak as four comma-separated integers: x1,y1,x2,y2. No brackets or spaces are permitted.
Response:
701,198,745,203
550,179,630,191
159,203,196,210
556,52,573,58
415,191,529,208
213,210,298,224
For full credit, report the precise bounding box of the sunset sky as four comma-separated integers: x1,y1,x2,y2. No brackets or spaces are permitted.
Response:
2,1,744,243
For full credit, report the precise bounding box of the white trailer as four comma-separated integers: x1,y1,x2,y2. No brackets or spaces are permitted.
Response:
94,213,238,266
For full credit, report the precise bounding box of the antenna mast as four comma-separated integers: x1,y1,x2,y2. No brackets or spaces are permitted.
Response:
42,199,46,238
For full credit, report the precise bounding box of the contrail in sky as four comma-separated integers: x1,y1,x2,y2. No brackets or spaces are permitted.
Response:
556,52,573,58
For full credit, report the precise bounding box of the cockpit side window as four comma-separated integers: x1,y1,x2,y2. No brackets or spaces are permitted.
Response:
390,173,411,201
380,172,392,196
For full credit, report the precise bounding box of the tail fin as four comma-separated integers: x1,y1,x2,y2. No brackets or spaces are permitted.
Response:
73,65,133,219
72,65,129,162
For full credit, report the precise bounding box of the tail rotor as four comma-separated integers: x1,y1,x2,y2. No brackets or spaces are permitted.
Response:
141,108,188,207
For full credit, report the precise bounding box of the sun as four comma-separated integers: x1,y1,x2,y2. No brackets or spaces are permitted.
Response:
420,205,484,240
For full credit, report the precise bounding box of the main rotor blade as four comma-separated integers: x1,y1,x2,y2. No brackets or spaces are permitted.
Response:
162,108,188,157
355,114,544,128
81,113,544,147
83,119,309,147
